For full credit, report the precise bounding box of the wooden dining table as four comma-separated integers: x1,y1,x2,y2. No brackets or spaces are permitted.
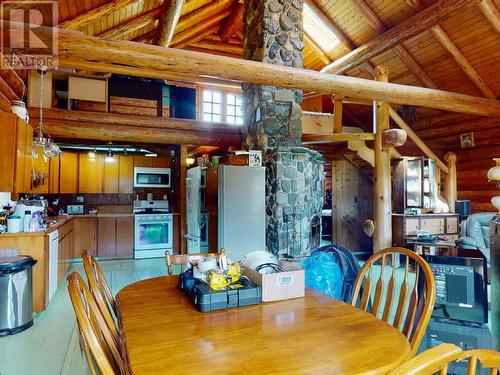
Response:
117,276,411,375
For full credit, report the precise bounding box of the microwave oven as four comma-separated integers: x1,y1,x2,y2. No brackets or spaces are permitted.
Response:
134,167,171,188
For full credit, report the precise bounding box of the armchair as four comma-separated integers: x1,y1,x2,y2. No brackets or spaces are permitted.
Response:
458,212,495,262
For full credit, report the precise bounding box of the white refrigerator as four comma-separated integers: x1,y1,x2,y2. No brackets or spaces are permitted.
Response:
218,165,266,261
186,167,208,253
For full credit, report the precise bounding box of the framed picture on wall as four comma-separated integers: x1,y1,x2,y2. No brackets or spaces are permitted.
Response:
459,132,475,148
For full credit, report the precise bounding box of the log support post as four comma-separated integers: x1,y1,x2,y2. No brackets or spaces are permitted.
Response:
373,65,392,252
180,145,188,253
333,96,343,133
444,152,457,213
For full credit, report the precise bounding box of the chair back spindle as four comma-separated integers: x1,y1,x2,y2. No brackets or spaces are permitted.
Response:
350,247,435,356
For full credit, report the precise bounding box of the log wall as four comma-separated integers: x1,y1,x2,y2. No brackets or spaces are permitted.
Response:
423,118,500,213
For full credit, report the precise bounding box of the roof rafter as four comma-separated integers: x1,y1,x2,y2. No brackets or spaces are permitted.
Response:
98,6,163,39
352,0,437,89
478,0,500,33
171,9,232,48
321,0,471,75
154,0,185,47
431,25,496,99
58,0,141,30
220,3,244,42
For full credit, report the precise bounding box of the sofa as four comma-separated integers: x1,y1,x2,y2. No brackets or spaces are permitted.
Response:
458,212,495,262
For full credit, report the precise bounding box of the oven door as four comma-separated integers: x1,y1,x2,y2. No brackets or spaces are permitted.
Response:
134,215,173,251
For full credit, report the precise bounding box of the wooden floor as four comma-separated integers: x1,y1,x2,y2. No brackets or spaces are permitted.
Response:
0,258,167,375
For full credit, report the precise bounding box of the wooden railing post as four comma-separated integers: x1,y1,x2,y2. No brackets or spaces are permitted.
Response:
333,96,343,133
444,152,457,213
373,65,392,251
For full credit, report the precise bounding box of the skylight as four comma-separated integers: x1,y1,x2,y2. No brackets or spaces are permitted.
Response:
303,3,340,53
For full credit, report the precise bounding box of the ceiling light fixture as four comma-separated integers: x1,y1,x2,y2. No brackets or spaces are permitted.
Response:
32,65,61,162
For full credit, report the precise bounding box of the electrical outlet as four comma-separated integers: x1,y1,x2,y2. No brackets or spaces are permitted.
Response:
77,196,84,203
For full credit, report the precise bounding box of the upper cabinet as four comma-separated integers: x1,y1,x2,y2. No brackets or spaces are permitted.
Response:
79,153,104,193
0,113,32,197
59,152,79,193
118,156,133,194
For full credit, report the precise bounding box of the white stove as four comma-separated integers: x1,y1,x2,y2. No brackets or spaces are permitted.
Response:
133,200,173,259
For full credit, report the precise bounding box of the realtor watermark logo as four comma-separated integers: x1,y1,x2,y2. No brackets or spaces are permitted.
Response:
1,1,58,69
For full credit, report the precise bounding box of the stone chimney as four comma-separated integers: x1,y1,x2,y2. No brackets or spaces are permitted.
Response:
242,0,324,257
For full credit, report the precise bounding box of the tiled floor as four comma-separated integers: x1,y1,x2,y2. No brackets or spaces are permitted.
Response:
0,258,167,375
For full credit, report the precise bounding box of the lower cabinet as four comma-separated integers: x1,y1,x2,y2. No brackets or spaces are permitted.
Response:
97,216,134,259
74,217,97,257
58,220,74,284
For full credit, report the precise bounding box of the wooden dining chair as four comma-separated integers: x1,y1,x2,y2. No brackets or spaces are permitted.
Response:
387,343,500,374
350,247,436,356
165,249,222,275
82,250,120,343
67,272,130,375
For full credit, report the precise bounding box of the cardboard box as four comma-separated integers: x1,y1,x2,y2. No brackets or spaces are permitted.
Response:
243,263,305,302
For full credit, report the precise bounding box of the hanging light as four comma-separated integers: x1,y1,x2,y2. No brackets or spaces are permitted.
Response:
32,65,61,162
487,158,500,213
105,142,115,163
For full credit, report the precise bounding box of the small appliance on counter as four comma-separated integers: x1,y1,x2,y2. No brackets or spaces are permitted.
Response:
67,205,85,215
13,199,46,232
133,199,173,259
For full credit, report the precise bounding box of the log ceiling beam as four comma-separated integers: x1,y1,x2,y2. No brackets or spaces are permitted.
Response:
220,3,244,42
321,0,471,75
352,0,437,89
29,108,242,146
302,133,375,144
12,23,500,116
58,0,141,30
191,40,242,55
98,6,163,39
154,0,185,47
431,25,496,99
478,0,500,33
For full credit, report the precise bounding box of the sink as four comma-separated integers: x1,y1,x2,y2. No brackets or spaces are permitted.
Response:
46,220,57,226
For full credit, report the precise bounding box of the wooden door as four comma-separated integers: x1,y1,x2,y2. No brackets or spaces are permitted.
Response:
79,153,104,193
97,217,116,258
74,217,97,257
115,216,134,258
152,156,170,168
59,152,79,193
0,113,17,192
118,156,134,193
48,155,60,193
133,156,153,167
103,156,119,193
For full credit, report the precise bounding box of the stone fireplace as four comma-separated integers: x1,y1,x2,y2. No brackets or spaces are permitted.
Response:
243,0,324,257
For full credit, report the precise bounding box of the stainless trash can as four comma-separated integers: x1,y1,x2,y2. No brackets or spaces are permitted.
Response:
0,256,37,335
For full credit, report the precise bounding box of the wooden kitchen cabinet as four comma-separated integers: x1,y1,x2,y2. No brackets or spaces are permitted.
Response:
79,153,104,193
133,155,153,167
58,220,74,284
97,216,134,259
115,216,134,258
59,151,79,193
118,155,134,193
0,113,33,197
103,156,119,193
97,217,116,258
48,155,60,193
152,156,170,168
74,217,97,257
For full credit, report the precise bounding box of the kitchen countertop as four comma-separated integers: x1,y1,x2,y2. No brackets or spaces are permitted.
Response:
1,212,180,238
